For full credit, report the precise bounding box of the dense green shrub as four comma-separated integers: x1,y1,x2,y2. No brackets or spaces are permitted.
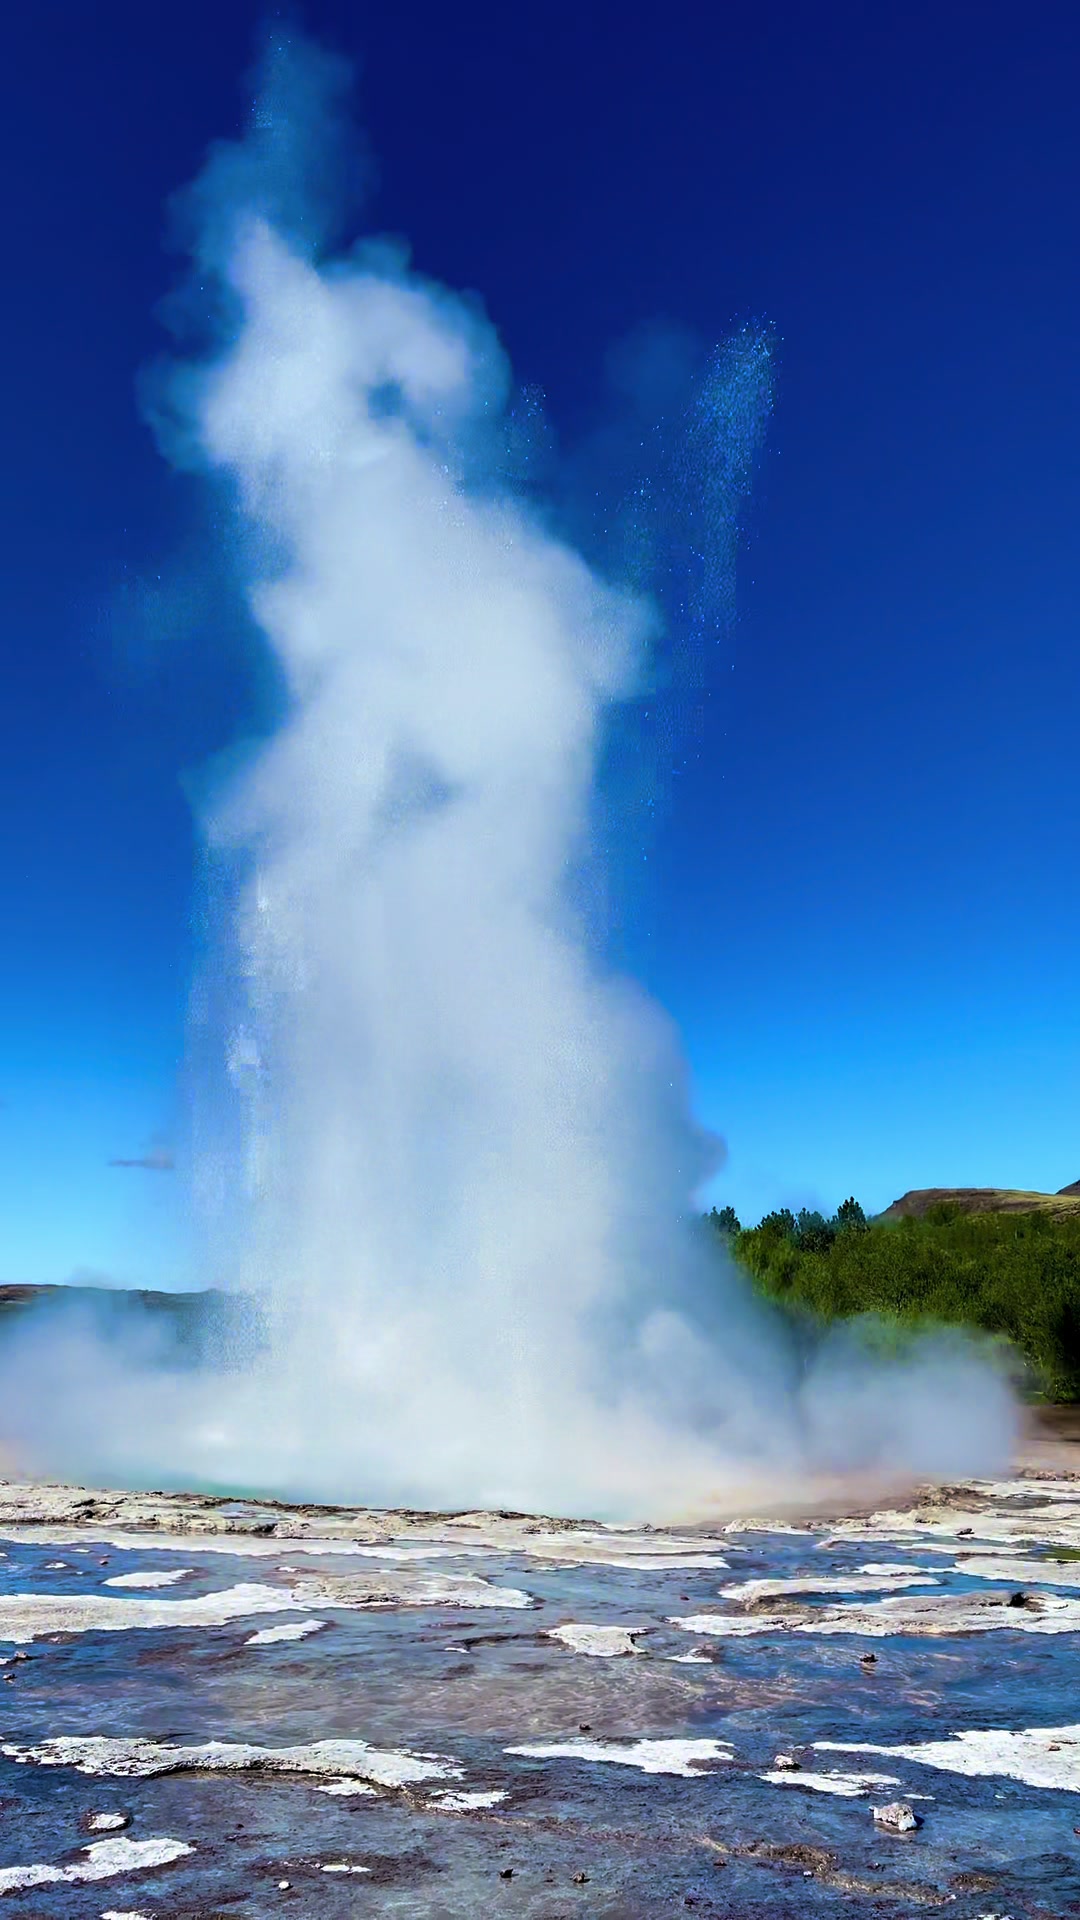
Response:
715,1202,1080,1400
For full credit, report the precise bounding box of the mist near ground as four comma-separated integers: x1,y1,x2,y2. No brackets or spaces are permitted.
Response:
0,35,1017,1518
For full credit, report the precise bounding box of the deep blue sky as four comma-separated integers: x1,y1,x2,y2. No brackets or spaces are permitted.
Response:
2,2,1078,1286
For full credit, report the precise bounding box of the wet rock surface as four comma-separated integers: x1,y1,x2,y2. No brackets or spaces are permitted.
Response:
0,1473,1079,1912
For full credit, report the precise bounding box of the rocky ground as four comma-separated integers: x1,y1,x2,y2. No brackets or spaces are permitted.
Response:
0,1441,1078,1915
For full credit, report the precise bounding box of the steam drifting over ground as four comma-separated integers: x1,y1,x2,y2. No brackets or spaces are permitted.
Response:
0,37,1016,1516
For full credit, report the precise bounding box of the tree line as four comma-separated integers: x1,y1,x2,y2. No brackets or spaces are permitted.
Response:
706,1197,867,1250
705,1199,1080,1401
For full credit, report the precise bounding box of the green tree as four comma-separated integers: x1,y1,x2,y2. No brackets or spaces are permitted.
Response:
795,1208,835,1253
758,1208,797,1242
835,1196,868,1232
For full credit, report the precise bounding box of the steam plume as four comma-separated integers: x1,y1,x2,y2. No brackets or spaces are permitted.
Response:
0,37,1015,1516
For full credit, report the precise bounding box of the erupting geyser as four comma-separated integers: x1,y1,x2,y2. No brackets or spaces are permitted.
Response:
0,39,1017,1515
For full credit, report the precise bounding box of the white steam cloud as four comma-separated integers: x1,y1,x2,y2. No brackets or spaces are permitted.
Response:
0,40,1016,1517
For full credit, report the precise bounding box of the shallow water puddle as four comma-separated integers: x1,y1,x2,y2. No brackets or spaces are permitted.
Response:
0,1471,1076,1914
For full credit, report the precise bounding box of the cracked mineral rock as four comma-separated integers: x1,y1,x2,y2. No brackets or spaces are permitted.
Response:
873,1800,920,1831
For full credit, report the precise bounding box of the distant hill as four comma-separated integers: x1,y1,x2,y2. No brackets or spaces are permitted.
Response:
881,1185,1080,1222
0,1284,259,1368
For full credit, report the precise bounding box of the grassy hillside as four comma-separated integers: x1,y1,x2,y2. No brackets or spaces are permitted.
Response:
713,1203,1080,1401
881,1185,1080,1222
